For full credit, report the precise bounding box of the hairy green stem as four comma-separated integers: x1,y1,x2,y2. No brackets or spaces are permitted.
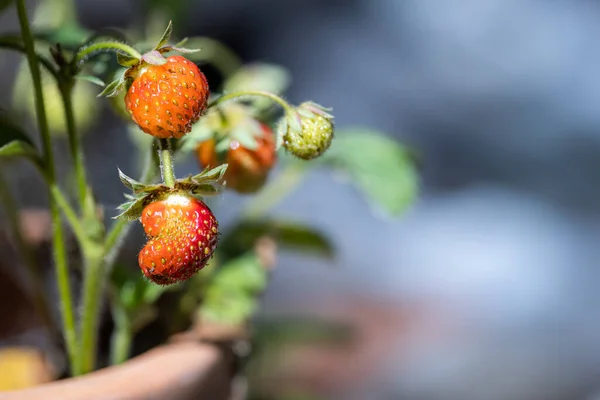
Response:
51,185,88,247
59,81,88,207
16,0,79,375
77,246,104,374
208,90,296,116
242,162,307,220
0,173,55,336
158,139,176,187
75,41,142,64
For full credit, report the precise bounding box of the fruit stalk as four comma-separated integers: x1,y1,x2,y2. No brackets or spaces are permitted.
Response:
158,139,176,187
75,41,141,63
208,90,296,117
16,0,79,376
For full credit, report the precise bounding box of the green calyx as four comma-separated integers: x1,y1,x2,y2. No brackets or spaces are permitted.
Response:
114,164,228,221
280,101,335,160
92,20,200,99
180,102,266,159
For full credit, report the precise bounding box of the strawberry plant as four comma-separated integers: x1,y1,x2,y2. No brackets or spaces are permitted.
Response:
0,0,418,395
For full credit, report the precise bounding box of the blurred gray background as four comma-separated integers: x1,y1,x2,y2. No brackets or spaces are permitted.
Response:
4,0,600,399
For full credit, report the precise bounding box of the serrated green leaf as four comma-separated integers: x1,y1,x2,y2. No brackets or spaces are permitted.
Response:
320,129,419,216
155,20,173,50
75,75,105,87
118,168,156,192
113,194,150,220
189,183,221,196
191,163,228,183
220,219,334,259
97,78,125,98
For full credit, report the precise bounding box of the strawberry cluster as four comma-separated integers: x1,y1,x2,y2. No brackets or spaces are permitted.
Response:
98,21,334,285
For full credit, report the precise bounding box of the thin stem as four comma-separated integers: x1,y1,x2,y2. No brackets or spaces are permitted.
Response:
16,0,79,375
0,173,55,336
77,248,104,374
158,139,176,187
59,81,88,207
50,185,89,248
241,162,307,220
208,90,296,116
75,41,142,64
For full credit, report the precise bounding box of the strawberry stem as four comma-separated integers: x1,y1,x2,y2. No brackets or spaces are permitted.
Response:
209,90,296,117
75,40,142,64
158,139,176,187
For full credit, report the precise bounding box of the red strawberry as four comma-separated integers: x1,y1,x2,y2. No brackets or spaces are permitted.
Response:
196,124,277,193
125,56,209,139
138,193,218,285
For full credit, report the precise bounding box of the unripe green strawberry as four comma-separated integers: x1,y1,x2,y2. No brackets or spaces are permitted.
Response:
283,102,334,160
138,193,218,285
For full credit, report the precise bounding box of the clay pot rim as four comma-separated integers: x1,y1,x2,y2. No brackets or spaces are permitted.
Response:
0,341,231,400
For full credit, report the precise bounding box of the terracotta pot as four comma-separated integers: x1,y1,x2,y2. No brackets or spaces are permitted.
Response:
0,341,233,400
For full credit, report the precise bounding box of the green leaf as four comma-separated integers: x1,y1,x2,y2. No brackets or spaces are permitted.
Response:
117,168,157,192
220,219,334,259
211,253,268,295
75,75,105,87
116,51,139,67
97,77,126,98
113,194,151,220
191,163,228,183
224,63,291,96
0,141,43,169
319,129,419,216
200,291,257,325
154,20,173,50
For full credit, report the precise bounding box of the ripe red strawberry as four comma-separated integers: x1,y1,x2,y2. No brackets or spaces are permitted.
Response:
196,124,277,193
125,56,209,139
138,193,218,285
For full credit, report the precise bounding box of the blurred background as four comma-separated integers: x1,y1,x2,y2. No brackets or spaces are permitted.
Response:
3,0,600,399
